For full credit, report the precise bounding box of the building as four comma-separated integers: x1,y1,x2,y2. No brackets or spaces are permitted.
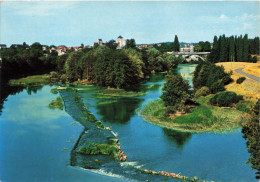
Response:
56,45,69,56
115,36,126,49
93,39,106,47
180,44,194,52
0,44,7,49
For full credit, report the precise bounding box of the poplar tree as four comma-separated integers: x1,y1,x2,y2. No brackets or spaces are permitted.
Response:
237,35,243,62
229,36,235,62
243,34,249,62
220,35,228,62
173,35,180,52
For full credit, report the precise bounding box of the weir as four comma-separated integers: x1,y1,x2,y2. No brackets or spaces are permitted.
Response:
59,88,202,182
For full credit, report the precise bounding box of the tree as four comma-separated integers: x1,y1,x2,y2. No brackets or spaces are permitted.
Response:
242,99,260,179
242,34,249,62
161,74,190,107
107,40,118,50
173,35,180,52
193,61,232,93
220,34,228,62
229,36,235,62
203,41,211,52
125,39,136,49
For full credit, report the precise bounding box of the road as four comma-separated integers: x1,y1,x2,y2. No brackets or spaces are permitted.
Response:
235,68,260,82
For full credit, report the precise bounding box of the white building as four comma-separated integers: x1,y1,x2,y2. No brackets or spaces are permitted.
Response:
180,44,194,52
116,36,126,49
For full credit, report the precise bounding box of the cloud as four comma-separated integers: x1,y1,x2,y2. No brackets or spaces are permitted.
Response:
219,14,228,20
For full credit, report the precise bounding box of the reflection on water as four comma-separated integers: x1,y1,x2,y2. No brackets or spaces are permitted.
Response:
146,73,166,83
25,85,44,95
0,83,25,115
163,128,192,148
97,98,143,124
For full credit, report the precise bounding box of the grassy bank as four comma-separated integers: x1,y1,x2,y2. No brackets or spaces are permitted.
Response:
139,95,248,132
9,74,51,86
96,88,146,98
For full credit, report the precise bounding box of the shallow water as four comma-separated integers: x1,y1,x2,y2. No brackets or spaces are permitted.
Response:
0,64,257,181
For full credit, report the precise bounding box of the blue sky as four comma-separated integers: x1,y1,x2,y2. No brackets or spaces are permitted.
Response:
1,1,259,46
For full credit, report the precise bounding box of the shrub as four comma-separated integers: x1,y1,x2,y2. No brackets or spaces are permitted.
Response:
210,80,225,94
252,56,257,63
50,71,59,78
210,91,243,107
60,74,67,83
236,102,250,113
195,86,210,98
164,106,176,117
236,77,246,84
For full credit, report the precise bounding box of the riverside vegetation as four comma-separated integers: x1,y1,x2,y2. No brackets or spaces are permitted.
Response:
1,34,259,179
140,60,254,132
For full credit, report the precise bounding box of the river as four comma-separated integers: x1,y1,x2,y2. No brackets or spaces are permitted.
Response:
0,64,257,181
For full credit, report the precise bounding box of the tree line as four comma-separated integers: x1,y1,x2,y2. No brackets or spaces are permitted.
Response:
0,42,58,80
56,40,180,89
208,34,259,63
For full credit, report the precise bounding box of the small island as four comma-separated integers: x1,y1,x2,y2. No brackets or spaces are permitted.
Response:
140,60,256,133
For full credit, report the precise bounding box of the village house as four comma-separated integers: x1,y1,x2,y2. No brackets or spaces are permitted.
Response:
93,39,106,47
57,45,69,56
115,36,126,49
0,44,7,49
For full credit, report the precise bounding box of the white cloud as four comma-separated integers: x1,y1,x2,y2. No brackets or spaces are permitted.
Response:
219,14,228,20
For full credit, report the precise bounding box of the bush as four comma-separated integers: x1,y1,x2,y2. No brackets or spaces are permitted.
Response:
236,101,251,113
195,86,210,98
164,106,176,117
210,91,243,107
236,77,246,84
210,80,225,94
60,74,67,83
50,71,59,78
252,56,257,63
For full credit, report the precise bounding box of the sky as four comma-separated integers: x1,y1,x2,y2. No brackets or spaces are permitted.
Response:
0,1,259,46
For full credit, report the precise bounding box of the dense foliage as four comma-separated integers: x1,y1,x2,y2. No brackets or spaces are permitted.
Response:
194,41,211,52
194,86,210,98
193,61,233,93
236,77,246,84
161,75,190,110
242,99,260,179
56,45,178,89
208,34,259,63
209,91,243,107
1,42,58,80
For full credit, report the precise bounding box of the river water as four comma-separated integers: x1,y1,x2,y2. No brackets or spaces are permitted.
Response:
0,64,257,182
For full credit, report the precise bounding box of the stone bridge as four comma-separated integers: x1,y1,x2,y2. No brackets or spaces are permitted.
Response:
171,52,210,61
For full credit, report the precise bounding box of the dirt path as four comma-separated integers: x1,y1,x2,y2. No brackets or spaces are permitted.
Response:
235,68,260,82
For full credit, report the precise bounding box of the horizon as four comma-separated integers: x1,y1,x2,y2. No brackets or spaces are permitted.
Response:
1,1,259,47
